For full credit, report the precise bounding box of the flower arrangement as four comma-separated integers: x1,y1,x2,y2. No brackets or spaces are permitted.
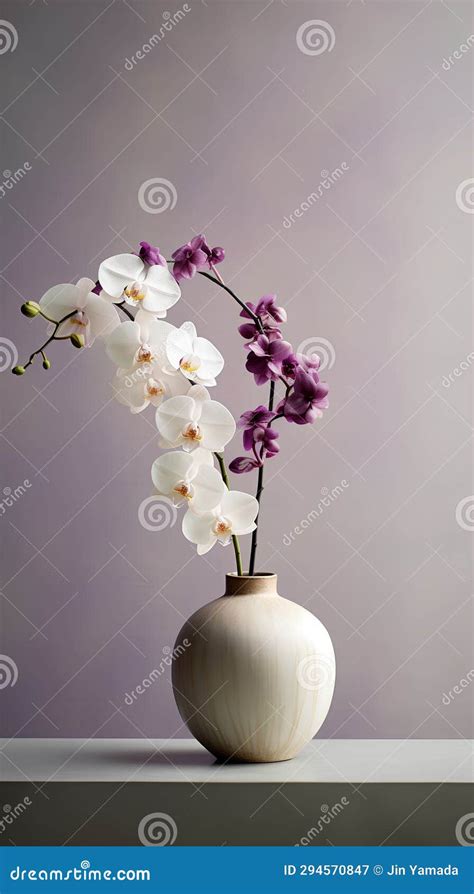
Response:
12,234,329,576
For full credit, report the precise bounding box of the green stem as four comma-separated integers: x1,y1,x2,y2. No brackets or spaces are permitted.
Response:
248,380,275,575
21,309,78,371
214,452,243,577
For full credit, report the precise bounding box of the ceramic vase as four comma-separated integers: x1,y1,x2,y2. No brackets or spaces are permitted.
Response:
172,573,335,763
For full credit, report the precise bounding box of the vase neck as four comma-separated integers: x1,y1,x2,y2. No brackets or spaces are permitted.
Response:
225,573,277,596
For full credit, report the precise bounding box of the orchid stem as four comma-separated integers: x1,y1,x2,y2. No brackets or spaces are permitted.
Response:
214,452,243,577
19,309,79,372
117,301,135,321
198,271,265,334
248,380,275,575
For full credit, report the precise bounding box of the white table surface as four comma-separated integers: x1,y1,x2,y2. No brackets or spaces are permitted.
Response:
1,738,472,784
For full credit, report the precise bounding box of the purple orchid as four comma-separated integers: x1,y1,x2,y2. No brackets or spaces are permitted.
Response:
238,405,275,450
253,424,279,457
229,455,261,474
279,368,329,425
281,350,321,380
139,241,166,267
239,294,286,344
172,235,209,281
172,235,225,281
246,335,293,385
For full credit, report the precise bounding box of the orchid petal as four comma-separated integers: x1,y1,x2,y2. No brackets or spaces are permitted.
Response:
151,451,195,497
143,264,181,313
84,293,120,342
198,400,236,451
155,395,197,444
98,254,144,299
182,509,216,545
221,490,259,533
191,465,225,512
104,320,141,368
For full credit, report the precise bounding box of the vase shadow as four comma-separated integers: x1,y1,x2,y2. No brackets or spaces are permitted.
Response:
85,742,219,768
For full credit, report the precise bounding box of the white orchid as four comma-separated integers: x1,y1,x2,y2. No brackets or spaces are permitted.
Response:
104,318,175,370
166,321,224,386
98,253,180,317
151,449,224,509
39,278,120,345
155,392,235,453
112,363,189,414
182,490,258,555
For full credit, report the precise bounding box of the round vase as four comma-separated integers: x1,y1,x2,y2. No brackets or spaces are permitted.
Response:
172,573,335,763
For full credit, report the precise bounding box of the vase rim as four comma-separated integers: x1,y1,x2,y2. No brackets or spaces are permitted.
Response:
225,572,277,596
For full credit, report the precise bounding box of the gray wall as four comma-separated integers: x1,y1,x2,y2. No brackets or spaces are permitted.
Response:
0,0,472,742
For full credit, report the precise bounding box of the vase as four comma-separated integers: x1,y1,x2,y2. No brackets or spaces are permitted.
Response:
172,573,335,763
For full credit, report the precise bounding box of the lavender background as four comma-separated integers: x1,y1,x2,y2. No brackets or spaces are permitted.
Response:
0,0,472,743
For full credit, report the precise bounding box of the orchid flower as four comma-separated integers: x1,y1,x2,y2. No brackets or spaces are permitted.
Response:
166,322,224,386
104,317,175,370
155,391,236,452
182,490,258,555
98,253,180,316
39,278,120,345
112,363,189,414
151,449,225,510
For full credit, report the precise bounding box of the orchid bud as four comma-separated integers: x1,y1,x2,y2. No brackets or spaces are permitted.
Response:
42,357,51,370
70,334,85,349
21,301,40,318
12,365,26,376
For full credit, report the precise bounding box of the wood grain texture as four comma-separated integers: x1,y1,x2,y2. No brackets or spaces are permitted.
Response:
172,574,335,763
